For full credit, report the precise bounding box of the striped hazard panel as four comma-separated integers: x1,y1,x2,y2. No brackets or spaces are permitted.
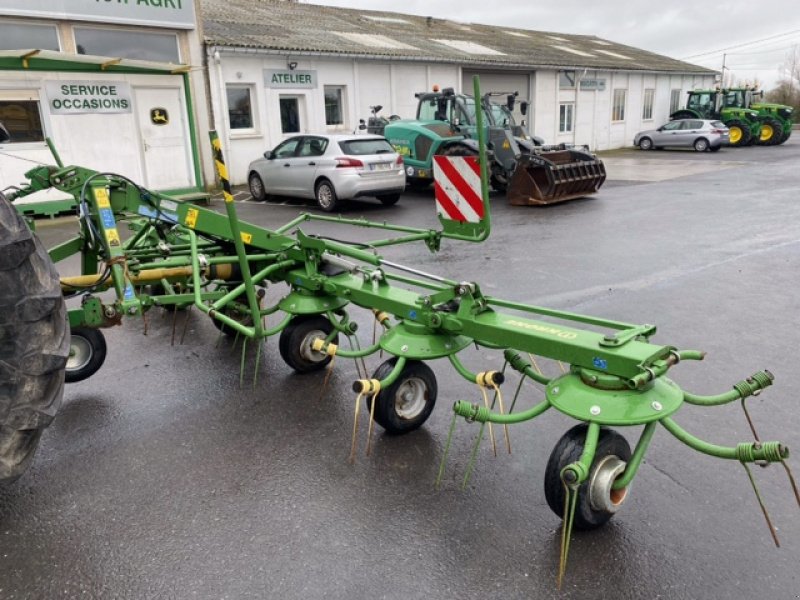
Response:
433,155,484,223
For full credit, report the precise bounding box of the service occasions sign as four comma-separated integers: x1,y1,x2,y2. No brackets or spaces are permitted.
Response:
45,81,133,114
0,0,195,30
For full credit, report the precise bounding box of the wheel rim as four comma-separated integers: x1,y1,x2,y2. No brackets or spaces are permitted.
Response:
250,175,263,198
641,139,651,150
67,335,93,372
760,124,774,142
299,329,328,363
588,455,629,514
317,184,333,209
394,377,427,420
696,140,707,151
729,126,743,144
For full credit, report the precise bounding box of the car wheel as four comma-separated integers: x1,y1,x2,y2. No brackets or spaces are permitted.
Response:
709,146,721,152
638,137,653,151
378,193,400,206
693,138,709,152
315,179,338,212
248,172,267,201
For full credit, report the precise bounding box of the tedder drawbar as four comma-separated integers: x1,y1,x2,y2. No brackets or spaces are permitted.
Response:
3,77,797,586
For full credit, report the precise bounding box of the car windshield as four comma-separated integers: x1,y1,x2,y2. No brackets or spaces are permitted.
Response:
338,138,395,155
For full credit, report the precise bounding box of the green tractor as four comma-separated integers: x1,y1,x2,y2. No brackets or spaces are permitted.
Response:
720,87,793,146
670,89,762,147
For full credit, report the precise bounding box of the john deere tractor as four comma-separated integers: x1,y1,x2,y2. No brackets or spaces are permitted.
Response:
720,87,793,146
671,89,762,147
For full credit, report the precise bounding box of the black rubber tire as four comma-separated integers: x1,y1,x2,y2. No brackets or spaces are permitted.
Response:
693,138,709,152
442,144,478,158
366,358,437,435
709,146,721,152
315,179,339,213
248,172,267,201
278,315,339,373
757,118,783,146
0,193,69,483
638,137,653,151
544,424,632,530
65,327,107,383
725,120,752,147
377,193,401,206
776,128,792,145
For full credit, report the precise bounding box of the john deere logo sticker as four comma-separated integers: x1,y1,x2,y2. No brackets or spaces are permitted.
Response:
150,108,169,125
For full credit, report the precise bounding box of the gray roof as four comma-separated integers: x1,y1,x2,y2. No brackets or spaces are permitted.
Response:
200,0,713,74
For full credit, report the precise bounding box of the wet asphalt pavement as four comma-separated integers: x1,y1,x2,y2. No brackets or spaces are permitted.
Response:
2,140,800,599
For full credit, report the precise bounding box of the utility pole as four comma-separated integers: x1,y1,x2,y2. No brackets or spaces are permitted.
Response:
721,53,727,87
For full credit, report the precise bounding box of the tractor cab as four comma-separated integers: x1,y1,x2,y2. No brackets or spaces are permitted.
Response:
685,90,718,117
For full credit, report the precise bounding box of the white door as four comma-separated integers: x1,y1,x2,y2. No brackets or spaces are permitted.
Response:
134,86,193,190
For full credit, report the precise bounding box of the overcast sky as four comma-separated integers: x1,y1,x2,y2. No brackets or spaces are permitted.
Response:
303,0,800,90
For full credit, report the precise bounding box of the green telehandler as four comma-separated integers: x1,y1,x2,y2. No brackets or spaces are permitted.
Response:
670,89,762,147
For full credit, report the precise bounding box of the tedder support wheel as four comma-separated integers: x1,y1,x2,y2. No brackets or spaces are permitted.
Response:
367,358,437,435
278,315,339,373
65,327,107,383
726,120,751,147
544,424,632,530
0,192,69,483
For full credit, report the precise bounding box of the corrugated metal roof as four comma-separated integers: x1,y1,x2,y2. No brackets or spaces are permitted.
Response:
200,0,713,74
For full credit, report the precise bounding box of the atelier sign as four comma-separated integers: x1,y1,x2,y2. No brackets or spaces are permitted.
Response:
263,70,317,89
45,80,132,114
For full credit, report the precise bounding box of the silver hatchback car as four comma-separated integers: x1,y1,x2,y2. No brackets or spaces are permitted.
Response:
634,119,730,152
247,134,405,211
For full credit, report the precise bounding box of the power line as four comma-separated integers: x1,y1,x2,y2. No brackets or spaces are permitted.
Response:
681,29,800,60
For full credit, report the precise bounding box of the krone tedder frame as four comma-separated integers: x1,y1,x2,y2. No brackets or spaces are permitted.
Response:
4,77,797,585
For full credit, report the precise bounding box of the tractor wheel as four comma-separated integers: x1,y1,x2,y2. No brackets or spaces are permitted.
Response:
377,193,401,206
638,137,654,151
65,327,107,383
278,315,338,373
544,424,632,530
776,128,792,145
366,358,437,435
407,180,432,192
757,118,782,146
0,192,69,483
726,120,751,147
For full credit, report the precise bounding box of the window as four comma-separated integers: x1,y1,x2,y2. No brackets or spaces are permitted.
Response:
298,137,328,157
324,86,345,126
661,121,682,131
75,27,179,62
338,138,395,155
226,86,254,130
272,138,301,158
612,89,626,121
559,71,576,89
0,96,44,145
559,103,574,133
642,89,654,120
0,23,59,51
670,89,682,114
280,97,300,134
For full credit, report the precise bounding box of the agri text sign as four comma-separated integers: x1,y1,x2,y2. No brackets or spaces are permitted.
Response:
0,0,196,30
45,81,133,114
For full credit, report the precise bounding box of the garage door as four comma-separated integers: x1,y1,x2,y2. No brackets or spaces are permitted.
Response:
462,71,531,123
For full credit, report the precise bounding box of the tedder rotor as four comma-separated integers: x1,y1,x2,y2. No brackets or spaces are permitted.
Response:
2,77,796,586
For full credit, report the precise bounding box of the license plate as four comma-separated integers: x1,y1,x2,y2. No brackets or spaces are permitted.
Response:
369,162,391,171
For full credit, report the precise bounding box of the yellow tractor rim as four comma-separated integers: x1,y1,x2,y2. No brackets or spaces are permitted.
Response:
729,126,743,144
760,124,774,142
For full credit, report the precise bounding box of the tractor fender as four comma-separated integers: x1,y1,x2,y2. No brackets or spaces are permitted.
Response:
442,139,481,154
670,110,700,120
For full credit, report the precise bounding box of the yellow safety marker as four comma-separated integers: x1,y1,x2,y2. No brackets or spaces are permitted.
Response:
185,208,199,229
211,136,235,204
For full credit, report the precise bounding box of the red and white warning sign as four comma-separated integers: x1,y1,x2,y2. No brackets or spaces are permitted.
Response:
433,155,484,223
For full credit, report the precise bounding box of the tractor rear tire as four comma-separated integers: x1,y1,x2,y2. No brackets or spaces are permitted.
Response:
757,118,782,146
726,120,752,147
0,192,69,483
776,128,792,145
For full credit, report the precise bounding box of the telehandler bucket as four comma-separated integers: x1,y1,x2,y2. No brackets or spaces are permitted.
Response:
507,148,606,206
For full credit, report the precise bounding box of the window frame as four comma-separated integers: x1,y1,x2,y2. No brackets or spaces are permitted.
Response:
669,89,682,115
323,85,346,128
0,21,61,52
642,88,655,121
225,84,258,136
73,25,181,63
0,90,47,149
559,102,574,133
612,89,627,122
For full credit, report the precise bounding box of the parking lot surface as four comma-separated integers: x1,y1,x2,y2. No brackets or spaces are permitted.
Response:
2,141,800,599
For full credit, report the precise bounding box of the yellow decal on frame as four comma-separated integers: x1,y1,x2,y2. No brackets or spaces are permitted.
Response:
185,208,198,229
